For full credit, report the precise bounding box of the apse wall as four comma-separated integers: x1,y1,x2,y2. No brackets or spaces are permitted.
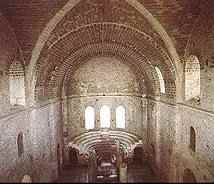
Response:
65,57,146,141
0,100,63,182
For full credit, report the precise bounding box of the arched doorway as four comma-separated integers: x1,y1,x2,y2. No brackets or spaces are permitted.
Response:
183,168,197,183
57,144,61,175
69,147,79,165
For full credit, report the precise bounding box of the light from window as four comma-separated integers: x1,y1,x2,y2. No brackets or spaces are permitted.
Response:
155,66,165,94
116,106,125,128
85,106,95,129
100,105,111,128
185,55,200,101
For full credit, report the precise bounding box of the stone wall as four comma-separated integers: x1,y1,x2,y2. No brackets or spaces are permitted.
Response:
68,57,143,96
185,4,214,112
0,99,63,183
147,99,214,182
64,56,147,144
66,95,145,140
147,99,176,181
0,13,19,108
171,104,214,183
200,68,214,111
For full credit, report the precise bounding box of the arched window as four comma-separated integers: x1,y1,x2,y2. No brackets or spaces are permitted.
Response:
17,132,24,157
155,66,165,94
185,55,200,101
9,61,25,105
183,168,197,183
190,127,196,152
100,105,111,128
116,106,125,128
85,106,95,129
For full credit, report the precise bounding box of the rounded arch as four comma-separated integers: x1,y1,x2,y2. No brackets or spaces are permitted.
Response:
183,168,197,183
39,43,157,100
27,0,182,104
34,25,177,101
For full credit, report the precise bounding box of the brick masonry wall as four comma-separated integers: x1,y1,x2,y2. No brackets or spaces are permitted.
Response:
147,99,176,181
147,100,214,182
172,104,214,182
0,100,63,183
66,96,145,139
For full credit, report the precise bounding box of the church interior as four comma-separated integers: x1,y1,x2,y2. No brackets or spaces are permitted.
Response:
0,0,214,183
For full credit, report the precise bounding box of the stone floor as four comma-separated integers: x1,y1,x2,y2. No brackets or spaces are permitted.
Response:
127,161,160,183
56,164,88,183
56,162,160,183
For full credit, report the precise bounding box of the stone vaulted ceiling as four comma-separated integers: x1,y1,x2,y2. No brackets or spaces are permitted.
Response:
0,0,204,101
0,0,68,63
139,0,201,56
0,0,202,63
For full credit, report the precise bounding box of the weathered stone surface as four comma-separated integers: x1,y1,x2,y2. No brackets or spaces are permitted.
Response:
0,100,63,183
0,1,214,183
